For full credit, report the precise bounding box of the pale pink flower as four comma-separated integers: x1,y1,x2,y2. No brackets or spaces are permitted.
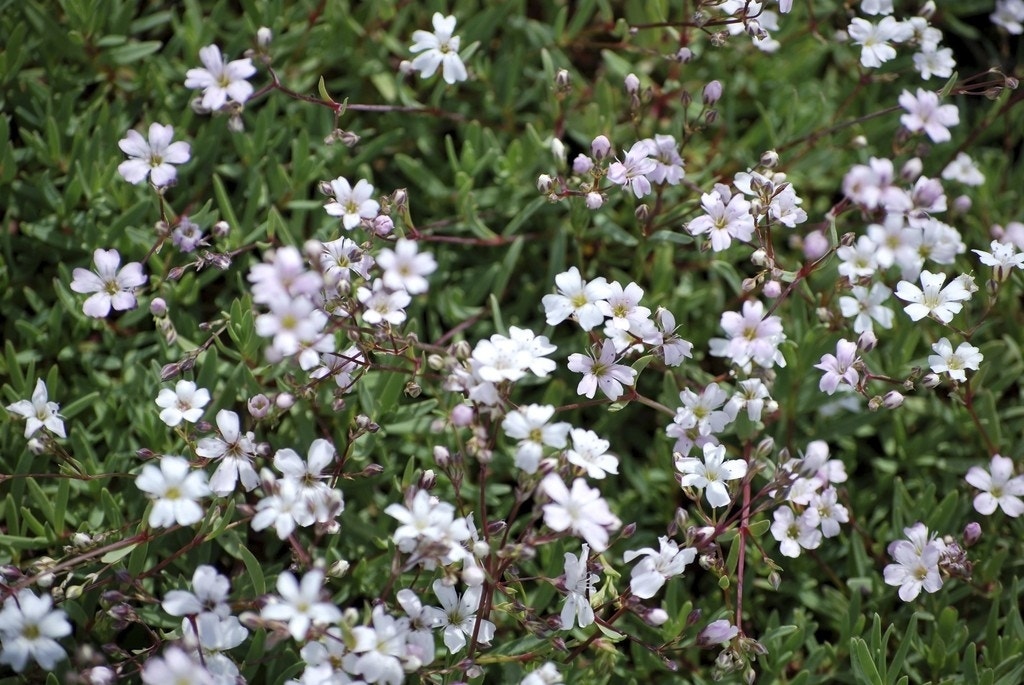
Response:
966,455,1024,517
184,44,257,111
899,89,959,143
70,248,147,318
117,123,191,186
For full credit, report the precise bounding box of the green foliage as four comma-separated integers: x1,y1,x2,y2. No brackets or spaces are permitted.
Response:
1,0,1024,683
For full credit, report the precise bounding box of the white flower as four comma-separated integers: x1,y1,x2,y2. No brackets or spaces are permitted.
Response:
521,662,564,685
811,487,849,537
914,45,956,80
607,141,657,198
357,279,411,326
814,339,860,395
501,404,570,474
675,443,747,508
409,13,468,84
643,134,685,185
155,380,211,427
344,606,410,684
899,89,959,143
5,378,65,439
195,409,260,495
966,454,1024,517
839,283,894,334
117,123,191,186
687,185,755,252
162,565,232,618
70,248,147,318
560,544,598,629
184,44,257,111
261,570,342,642
973,240,1024,282
542,267,611,331
991,0,1024,34
928,337,982,382
323,177,380,230
141,646,214,685
697,619,740,647
770,506,822,558
622,536,696,598
709,299,787,369
433,580,495,652
135,455,211,528
540,475,621,552
883,534,943,601
566,428,618,480
377,239,437,294
385,489,471,568
0,589,71,672
847,16,913,68
251,474,306,540
894,269,971,323
566,340,637,401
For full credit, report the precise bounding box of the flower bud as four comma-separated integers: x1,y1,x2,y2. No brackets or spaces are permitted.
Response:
591,135,611,161
624,73,640,95
404,381,421,398
550,138,566,167
392,188,408,210
572,154,593,175
858,329,878,353
882,390,904,409
373,215,394,237
635,204,650,223
462,564,486,587
27,438,46,455
450,403,474,427
702,80,723,106
257,26,273,48
952,195,972,215
921,372,941,388
803,230,830,260
868,396,883,411
741,277,759,293
212,220,230,238
963,521,981,546
537,174,554,193
149,299,167,322
676,47,693,63
760,149,779,169
851,134,868,148
418,469,436,490
750,249,768,266
901,157,923,182
919,1,936,18
763,280,782,298
328,559,350,577
697,619,739,647
585,192,604,210
247,393,271,419
275,392,295,410
433,445,450,466
555,68,571,90
647,608,669,626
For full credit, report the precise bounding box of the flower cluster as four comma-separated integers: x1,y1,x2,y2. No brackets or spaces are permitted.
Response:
770,441,849,558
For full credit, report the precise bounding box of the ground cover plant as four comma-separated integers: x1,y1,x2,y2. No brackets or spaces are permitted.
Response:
2,0,1024,683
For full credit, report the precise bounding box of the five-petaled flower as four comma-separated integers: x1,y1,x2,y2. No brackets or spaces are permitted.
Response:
894,269,971,323
965,454,1024,517
70,248,148,318
117,123,191,187
135,455,211,528
410,13,468,84
5,378,66,439
184,44,257,111
0,589,71,672
676,443,747,508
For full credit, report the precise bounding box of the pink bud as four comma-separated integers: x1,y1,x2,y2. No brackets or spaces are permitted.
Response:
702,80,723,106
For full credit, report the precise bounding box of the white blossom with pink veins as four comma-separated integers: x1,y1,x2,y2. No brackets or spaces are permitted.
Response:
540,474,621,552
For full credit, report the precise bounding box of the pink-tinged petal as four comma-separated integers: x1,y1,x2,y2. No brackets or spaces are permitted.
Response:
82,293,112,318
116,262,147,289
965,466,992,490
198,44,225,72
184,68,216,89
70,268,104,293
118,130,149,157
118,159,151,184
226,81,254,104
989,455,1015,482
163,141,191,164
147,123,174,150
201,88,229,112
93,249,121,275
973,493,998,515
576,375,597,399
149,163,178,187
998,496,1024,517
109,291,137,312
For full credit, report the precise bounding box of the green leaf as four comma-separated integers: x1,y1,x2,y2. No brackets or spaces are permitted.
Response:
851,637,885,685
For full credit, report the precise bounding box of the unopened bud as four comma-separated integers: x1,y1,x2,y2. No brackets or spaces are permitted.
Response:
868,395,883,411
404,381,422,398
275,393,295,410
882,390,904,409
328,559,350,577
160,362,182,381
418,469,436,490
704,109,718,124
462,564,486,587
647,608,669,626
572,154,593,175
591,135,611,161
741,277,759,293
676,47,693,63
901,157,923,181
433,445,450,466
839,232,856,247
763,280,782,298
921,372,941,388
27,438,46,455
212,220,230,238
247,393,271,419
319,180,333,196
760,149,779,169
750,249,768,266
635,204,650,223
450,403,474,427
256,27,273,49
963,521,981,546
953,195,972,215
702,80,723,105
555,68,571,90
392,188,408,210
585,192,604,210
624,73,640,95
537,174,554,193
149,298,168,317
803,230,830,260
858,329,878,352
621,522,637,539
550,138,566,167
